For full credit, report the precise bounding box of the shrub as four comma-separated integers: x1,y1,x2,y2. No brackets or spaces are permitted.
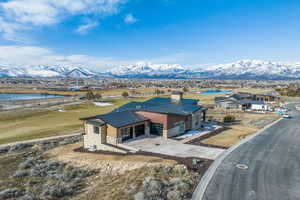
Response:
122,91,129,98
207,116,214,121
223,115,235,123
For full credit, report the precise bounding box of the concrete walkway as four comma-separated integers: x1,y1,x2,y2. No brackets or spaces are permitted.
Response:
126,136,224,160
0,132,82,148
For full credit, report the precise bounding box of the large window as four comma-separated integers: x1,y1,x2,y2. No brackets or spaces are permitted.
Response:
93,126,100,134
121,127,133,141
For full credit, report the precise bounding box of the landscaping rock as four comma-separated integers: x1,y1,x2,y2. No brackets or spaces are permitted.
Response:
14,170,30,178
142,177,166,200
9,143,32,152
58,136,81,146
0,146,10,154
0,188,25,199
134,192,145,200
42,181,81,198
20,194,38,200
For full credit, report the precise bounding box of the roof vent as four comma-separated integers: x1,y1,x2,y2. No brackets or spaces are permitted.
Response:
136,105,142,110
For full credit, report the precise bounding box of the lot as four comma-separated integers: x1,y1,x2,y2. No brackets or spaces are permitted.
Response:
202,109,280,148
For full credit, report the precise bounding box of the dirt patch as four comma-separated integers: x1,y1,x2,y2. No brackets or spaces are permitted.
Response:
47,143,212,200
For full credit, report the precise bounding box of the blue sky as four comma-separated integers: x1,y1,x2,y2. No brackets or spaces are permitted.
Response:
0,0,300,71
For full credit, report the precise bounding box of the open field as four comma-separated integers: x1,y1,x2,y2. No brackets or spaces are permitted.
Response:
0,98,149,144
0,87,167,97
201,109,280,147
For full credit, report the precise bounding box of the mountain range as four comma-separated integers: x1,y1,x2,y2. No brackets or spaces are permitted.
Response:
2,60,300,80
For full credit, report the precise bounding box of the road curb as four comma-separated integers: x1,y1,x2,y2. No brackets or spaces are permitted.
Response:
192,117,283,200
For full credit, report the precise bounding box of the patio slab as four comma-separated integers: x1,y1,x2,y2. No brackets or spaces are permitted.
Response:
125,136,224,160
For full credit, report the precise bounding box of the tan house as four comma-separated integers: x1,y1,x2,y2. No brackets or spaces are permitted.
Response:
81,91,207,151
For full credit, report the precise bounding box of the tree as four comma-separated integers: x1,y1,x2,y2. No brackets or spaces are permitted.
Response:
183,87,189,93
86,91,94,100
223,115,236,123
94,92,102,100
122,91,129,98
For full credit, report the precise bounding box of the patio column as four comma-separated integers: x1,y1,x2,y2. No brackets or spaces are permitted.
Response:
132,126,136,138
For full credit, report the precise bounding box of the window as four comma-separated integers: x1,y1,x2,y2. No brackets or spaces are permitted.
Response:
93,126,100,134
121,127,133,141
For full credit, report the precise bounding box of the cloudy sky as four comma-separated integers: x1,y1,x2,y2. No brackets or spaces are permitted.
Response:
0,0,300,71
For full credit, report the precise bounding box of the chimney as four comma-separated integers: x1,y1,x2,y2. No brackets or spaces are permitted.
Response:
171,91,183,103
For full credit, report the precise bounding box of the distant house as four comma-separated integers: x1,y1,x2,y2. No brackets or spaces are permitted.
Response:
215,92,278,111
81,91,207,151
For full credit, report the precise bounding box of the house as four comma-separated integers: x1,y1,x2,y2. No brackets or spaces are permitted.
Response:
215,92,277,111
81,91,207,150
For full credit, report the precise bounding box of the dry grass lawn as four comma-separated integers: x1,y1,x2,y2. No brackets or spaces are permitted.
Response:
202,125,258,148
202,109,280,148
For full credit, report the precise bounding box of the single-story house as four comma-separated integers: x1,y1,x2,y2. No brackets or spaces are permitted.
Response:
215,93,274,111
81,91,207,150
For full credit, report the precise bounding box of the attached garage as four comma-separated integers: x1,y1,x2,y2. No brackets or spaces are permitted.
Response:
135,124,145,137
150,123,163,136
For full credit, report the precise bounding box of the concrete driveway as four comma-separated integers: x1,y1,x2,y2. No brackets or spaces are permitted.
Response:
125,136,224,160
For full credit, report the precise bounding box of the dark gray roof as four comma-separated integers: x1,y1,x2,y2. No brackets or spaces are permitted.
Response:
86,118,106,126
144,97,198,105
95,110,149,128
82,96,204,128
231,93,253,100
111,102,154,113
237,100,265,105
141,103,203,116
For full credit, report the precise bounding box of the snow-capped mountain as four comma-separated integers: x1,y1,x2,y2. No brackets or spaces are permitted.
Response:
196,60,300,80
0,65,96,78
107,61,192,78
3,60,300,79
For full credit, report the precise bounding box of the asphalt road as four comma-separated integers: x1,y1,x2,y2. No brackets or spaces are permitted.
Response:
200,104,300,200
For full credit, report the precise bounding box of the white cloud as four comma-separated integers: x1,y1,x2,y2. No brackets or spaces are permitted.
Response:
124,13,138,24
0,45,135,71
75,21,99,34
0,0,127,41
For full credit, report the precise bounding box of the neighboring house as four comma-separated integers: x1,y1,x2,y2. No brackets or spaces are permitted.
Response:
215,92,278,111
81,91,207,150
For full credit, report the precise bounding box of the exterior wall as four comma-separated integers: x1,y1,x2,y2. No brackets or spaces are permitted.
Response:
83,122,106,150
136,111,190,138
106,124,120,145
135,111,168,129
251,104,269,111
215,101,240,110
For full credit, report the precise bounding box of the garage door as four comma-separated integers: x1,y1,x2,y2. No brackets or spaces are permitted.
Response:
135,124,145,137
150,123,163,136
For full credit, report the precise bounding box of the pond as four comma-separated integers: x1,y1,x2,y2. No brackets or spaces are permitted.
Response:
200,90,231,95
0,93,66,101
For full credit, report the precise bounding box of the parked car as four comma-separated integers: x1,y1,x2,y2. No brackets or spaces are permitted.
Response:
283,114,292,118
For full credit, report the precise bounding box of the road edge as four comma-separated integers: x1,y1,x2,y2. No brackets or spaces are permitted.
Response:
192,117,283,200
